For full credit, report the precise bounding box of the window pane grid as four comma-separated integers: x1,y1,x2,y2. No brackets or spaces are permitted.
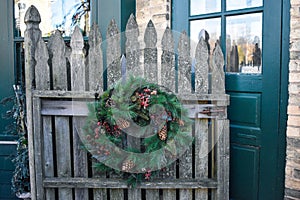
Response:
189,0,263,74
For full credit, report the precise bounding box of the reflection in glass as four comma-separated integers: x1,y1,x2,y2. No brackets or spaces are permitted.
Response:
14,0,90,37
226,0,262,11
190,0,221,15
190,18,221,55
226,13,262,73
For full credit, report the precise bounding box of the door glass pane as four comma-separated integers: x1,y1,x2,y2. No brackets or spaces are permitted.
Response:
190,18,221,55
14,0,90,37
226,0,262,11
190,0,221,15
226,13,262,73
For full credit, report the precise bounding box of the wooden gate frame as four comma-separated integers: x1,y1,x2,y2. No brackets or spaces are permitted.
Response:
24,5,229,200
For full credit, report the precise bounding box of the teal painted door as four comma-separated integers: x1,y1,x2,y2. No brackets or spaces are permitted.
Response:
0,0,18,199
172,0,288,199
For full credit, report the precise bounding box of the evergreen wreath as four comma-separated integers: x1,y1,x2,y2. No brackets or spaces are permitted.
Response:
83,76,193,186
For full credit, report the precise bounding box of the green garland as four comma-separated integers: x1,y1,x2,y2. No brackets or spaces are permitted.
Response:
83,76,193,186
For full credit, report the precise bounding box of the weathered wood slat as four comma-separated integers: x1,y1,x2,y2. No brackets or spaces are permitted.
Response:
145,190,160,200
71,27,89,200
177,31,191,93
160,164,176,199
43,116,55,200
33,98,44,199
211,43,225,94
48,30,67,90
110,188,124,200
128,188,141,200
194,36,209,199
73,117,89,199
43,178,218,189
143,21,160,200
177,31,193,199
35,39,50,90
125,64,142,200
179,149,193,200
127,123,142,200
90,24,106,196
92,168,107,200
106,19,124,200
215,119,230,200
161,27,175,92
126,14,141,77
160,27,176,199
24,6,41,199
195,119,209,200
145,185,160,199
107,19,121,86
144,20,158,83
88,23,103,92
195,37,209,93
71,26,86,91
55,116,72,200
211,121,217,200
93,188,107,200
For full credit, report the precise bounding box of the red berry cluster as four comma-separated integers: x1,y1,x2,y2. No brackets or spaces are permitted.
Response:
137,88,157,109
144,170,152,180
97,121,121,137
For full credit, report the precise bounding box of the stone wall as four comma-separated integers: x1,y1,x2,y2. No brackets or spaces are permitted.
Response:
285,0,300,199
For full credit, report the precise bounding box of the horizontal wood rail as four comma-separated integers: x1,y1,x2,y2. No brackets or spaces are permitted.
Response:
40,99,228,119
43,178,218,189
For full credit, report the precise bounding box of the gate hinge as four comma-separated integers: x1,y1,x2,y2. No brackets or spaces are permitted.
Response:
185,104,226,119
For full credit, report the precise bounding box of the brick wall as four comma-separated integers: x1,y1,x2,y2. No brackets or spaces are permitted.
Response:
285,0,300,199
136,0,171,82
136,0,170,43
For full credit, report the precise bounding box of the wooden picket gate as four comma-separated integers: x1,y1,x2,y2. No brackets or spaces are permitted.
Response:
24,5,229,200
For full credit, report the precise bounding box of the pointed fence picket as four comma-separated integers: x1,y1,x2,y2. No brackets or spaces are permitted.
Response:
24,5,229,200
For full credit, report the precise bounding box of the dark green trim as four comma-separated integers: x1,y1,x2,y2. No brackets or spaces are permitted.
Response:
277,0,290,198
171,0,189,33
90,0,99,25
97,0,121,41
121,0,136,33
0,0,15,140
0,144,18,199
188,6,263,21
225,74,262,92
95,0,135,42
220,0,226,56
259,0,284,198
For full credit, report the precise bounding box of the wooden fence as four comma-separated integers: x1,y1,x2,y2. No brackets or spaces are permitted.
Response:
24,5,229,200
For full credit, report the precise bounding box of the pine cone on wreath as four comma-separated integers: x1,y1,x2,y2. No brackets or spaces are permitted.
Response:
122,159,135,172
158,125,168,141
116,118,130,129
